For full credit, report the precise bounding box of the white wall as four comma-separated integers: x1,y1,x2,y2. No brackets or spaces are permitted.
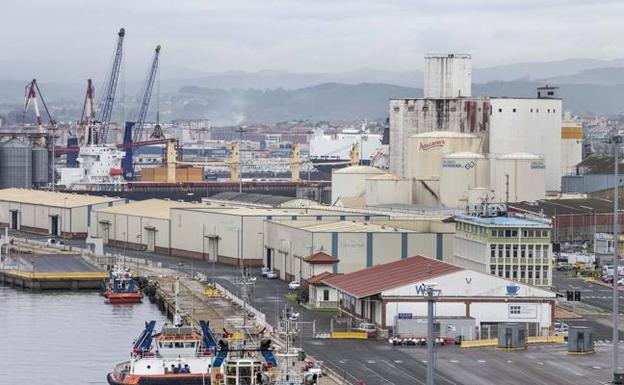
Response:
488,98,562,191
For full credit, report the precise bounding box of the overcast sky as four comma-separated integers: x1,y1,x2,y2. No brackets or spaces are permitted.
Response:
2,0,623,80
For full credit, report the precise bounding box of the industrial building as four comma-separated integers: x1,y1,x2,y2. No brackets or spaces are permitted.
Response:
452,212,553,287
0,188,126,238
168,207,387,266
562,155,622,194
323,256,556,338
89,199,208,253
389,54,566,194
264,219,452,280
509,197,621,246
202,192,320,208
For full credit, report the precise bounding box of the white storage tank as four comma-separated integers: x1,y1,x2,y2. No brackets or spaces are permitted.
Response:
331,165,384,205
412,178,440,207
365,173,412,206
491,152,546,203
440,152,489,208
406,131,482,180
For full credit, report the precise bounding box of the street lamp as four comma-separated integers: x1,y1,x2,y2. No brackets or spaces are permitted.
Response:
613,132,623,384
422,283,441,385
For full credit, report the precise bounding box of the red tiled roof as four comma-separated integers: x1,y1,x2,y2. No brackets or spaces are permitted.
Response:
306,271,340,285
301,251,339,264
323,256,463,298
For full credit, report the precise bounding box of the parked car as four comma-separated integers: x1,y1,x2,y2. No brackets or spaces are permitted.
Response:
288,281,301,290
266,271,278,279
260,267,270,277
554,322,569,338
46,238,64,247
618,278,624,286
353,322,376,336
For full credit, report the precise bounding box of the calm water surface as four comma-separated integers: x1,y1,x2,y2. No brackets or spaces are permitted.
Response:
0,286,166,385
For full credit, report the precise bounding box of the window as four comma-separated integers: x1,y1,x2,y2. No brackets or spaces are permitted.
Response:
505,270,510,278
498,108,503,113
490,244,496,258
490,266,496,275
528,246,534,258
498,268,503,277
505,230,512,237
542,230,549,237
535,244,542,258
521,269,525,279
528,230,534,237
522,230,528,237
512,245,518,258
393,106,400,112
543,269,549,279
520,245,526,258
535,268,541,279
530,108,534,113
407,106,415,112
512,108,516,113
512,266,518,279
512,230,518,237
510,305,521,315
528,266,533,279
498,246,503,258
505,244,511,258
323,289,330,301
491,229,497,236
536,108,539,112
547,109,550,113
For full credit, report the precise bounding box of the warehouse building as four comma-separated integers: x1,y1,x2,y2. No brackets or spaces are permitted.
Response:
0,188,127,238
562,155,624,194
452,212,553,287
203,192,319,208
323,256,556,338
264,220,450,281
169,207,388,266
89,199,210,253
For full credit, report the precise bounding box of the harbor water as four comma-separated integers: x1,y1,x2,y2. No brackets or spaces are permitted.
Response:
0,286,166,385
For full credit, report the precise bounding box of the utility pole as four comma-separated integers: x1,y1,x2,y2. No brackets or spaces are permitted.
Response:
613,133,622,384
424,284,440,385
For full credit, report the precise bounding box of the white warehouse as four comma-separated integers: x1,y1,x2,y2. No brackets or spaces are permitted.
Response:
324,256,556,338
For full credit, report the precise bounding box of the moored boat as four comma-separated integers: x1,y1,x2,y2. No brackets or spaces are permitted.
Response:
103,266,143,304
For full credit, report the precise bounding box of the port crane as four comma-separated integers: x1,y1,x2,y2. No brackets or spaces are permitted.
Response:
122,44,162,178
96,27,125,144
79,79,96,146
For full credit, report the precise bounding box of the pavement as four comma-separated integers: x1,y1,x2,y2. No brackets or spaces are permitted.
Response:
8,230,624,385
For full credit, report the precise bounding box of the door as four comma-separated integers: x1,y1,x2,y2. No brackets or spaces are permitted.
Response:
146,229,155,252
10,211,18,230
266,248,273,269
50,216,59,236
99,223,109,243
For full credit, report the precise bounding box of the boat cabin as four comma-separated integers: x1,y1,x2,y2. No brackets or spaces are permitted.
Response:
223,358,265,385
156,326,201,359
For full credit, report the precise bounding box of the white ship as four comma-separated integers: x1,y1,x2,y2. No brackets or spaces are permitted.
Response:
309,122,382,169
57,144,126,191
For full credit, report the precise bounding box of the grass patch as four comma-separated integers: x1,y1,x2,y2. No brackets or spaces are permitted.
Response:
284,292,298,302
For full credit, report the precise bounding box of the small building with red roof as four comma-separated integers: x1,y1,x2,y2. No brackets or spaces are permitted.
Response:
323,255,556,338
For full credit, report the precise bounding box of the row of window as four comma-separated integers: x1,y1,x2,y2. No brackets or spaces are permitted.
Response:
490,244,550,259
457,222,549,238
393,106,557,114
490,265,549,280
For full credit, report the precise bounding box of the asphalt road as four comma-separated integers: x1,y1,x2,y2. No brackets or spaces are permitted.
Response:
7,231,621,385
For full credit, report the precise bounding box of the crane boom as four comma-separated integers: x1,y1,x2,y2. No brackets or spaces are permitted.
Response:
97,27,125,144
132,45,161,143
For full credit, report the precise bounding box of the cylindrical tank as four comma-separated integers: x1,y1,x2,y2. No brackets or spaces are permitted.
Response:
491,152,546,203
32,146,49,186
365,173,411,206
0,138,32,188
331,165,384,205
412,178,440,207
406,131,481,180
439,152,489,208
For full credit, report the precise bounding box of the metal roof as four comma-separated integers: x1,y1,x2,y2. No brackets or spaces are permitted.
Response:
94,198,207,219
0,188,124,208
574,154,623,175
510,198,617,216
454,214,550,227
207,192,313,207
323,256,463,299
179,206,371,217
301,251,339,264
273,220,414,233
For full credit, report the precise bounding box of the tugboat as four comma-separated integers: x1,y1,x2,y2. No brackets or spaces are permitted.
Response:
103,266,143,304
107,279,218,384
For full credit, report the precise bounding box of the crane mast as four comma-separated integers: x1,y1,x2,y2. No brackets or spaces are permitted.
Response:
132,44,161,143
80,79,96,145
97,27,125,144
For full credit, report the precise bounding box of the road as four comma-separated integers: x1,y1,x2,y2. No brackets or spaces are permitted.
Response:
6,231,620,385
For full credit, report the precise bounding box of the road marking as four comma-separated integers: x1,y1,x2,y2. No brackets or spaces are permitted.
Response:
507,360,513,363
450,359,459,363
537,362,544,365
593,366,601,370
367,360,375,364
394,360,403,364
478,360,486,363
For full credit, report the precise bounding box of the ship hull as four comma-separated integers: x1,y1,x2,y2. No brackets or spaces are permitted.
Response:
104,291,143,304
107,372,211,385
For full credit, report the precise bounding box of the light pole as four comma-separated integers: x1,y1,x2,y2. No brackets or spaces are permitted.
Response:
423,283,440,385
613,133,623,384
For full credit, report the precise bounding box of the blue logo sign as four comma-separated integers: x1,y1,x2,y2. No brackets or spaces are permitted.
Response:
398,313,413,320
415,283,426,295
505,285,520,297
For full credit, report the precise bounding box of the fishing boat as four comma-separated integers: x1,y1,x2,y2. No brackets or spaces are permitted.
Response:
102,266,143,304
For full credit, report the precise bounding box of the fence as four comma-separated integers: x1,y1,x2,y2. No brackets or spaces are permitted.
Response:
214,281,275,332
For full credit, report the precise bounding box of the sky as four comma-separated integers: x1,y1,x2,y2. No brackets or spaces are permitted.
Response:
2,0,623,80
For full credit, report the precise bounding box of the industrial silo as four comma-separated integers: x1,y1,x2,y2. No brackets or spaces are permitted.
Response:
331,165,384,205
439,152,489,208
365,173,411,206
32,146,49,187
491,152,546,203
406,131,482,180
0,138,33,188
